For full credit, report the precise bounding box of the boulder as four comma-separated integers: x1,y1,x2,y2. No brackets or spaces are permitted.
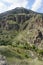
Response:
0,55,7,65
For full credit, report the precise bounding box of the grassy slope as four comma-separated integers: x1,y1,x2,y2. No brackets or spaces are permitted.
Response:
0,45,43,65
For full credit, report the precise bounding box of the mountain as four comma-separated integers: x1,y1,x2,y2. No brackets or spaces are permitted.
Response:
0,7,43,30
0,7,43,65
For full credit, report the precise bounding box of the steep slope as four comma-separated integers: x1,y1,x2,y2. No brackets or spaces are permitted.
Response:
0,7,43,30
0,7,43,65
0,7,43,43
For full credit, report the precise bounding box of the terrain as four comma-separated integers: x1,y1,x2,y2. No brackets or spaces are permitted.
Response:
0,7,43,65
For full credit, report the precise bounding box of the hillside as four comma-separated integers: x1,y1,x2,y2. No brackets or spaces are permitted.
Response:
0,7,43,65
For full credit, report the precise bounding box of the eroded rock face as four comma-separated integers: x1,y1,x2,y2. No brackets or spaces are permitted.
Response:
0,55,7,65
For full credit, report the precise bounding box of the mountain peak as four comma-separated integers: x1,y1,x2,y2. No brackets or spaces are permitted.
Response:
12,7,30,14
15,7,24,9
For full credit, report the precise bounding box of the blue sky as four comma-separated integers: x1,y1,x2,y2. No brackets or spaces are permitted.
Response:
0,0,43,13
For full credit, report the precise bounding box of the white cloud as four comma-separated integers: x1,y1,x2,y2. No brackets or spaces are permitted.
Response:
0,2,7,13
8,0,28,10
2,0,15,4
0,0,28,13
31,0,42,11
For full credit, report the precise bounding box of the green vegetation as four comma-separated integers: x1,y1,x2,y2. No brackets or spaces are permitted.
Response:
0,7,43,65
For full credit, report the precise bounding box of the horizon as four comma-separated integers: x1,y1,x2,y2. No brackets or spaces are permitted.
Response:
0,7,43,14
0,0,43,13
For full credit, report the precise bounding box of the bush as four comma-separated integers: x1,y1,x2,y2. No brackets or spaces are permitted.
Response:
0,40,12,46
38,50,43,56
25,54,29,58
31,44,38,52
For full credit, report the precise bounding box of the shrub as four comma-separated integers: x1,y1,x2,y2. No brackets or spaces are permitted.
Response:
38,50,43,56
0,40,12,46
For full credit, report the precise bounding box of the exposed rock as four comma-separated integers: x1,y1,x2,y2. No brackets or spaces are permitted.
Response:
0,55,7,65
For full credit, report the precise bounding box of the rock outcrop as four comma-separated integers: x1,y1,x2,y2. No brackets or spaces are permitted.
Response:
0,55,7,65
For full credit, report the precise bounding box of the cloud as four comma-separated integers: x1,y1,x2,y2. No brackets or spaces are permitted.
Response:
0,0,28,13
31,0,42,11
8,0,28,10
0,1,7,13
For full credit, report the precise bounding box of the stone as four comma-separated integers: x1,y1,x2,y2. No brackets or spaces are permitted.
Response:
0,55,7,65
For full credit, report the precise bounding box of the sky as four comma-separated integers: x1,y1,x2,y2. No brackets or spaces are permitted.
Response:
0,0,43,13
